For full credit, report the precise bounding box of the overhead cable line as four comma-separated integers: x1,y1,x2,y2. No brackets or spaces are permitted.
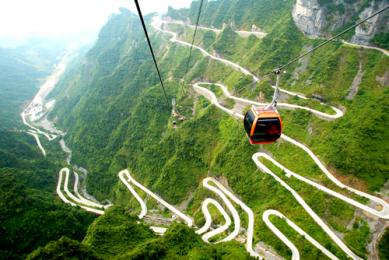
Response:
184,0,205,75
265,5,389,77
134,0,170,108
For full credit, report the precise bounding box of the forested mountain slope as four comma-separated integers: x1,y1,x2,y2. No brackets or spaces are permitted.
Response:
0,42,98,258
165,0,389,191
0,129,96,259
19,0,389,259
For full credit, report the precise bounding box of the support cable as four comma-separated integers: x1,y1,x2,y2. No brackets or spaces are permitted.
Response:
184,0,205,76
134,0,170,108
264,5,389,77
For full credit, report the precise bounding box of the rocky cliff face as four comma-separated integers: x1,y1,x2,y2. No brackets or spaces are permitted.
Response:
292,0,389,46
352,0,389,45
292,0,325,37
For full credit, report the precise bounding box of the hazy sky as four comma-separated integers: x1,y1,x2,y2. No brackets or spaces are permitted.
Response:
0,0,192,40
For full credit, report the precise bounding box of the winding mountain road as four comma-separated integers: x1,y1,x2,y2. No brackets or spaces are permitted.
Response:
193,82,389,220
118,169,193,227
260,152,389,219
201,177,241,242
118,170,148,219
56,168,105,215
19,48,112,216
152,18,259,82
161,19,388,57
252,153,361,260
26,131,46,156
117,171,266,258
196,198,232,243
154,17,319,100
195,82,343,119
20,51,74,147
62,169,107,210
73,172,111,209
21,112,57,141
158,20,388,216
21,111,56,157
263,209,338,260
152,16,389,259
160,19,267,38
23,15,388,259
192,80,389,259
204,177,260,258
341,40,389,57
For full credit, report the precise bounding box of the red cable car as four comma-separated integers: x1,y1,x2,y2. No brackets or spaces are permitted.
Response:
244,69,283,144
244,106,282,144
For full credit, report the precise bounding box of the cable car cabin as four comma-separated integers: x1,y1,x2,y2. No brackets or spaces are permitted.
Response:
244,107,282,144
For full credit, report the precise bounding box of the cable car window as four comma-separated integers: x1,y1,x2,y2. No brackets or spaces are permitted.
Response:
252,118,281,142
244,110,255,134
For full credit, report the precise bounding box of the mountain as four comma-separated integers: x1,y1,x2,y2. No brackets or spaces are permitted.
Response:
2,0,389,259
0,41,97,258
0,131,97,259
28,208,251,259
293,0,389,46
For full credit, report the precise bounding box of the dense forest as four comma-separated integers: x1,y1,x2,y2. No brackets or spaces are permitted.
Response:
0,131,96,259
28,208,252,259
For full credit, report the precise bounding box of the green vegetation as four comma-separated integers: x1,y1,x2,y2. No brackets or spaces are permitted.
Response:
168,0,294,31
123,223,252,259
344,218,370,257
82,207,155,258
1,0,387,258
169,0,389,190
44,3,389,258
30,207,252,259
0,132,96,259
379,229,389,260
28,236,101,260
0,41,93,259
372,32,389,49
283,48,389,191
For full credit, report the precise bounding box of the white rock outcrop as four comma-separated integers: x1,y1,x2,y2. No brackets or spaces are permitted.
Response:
292,0,325,37
292,0,388,46
352,1,389,45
